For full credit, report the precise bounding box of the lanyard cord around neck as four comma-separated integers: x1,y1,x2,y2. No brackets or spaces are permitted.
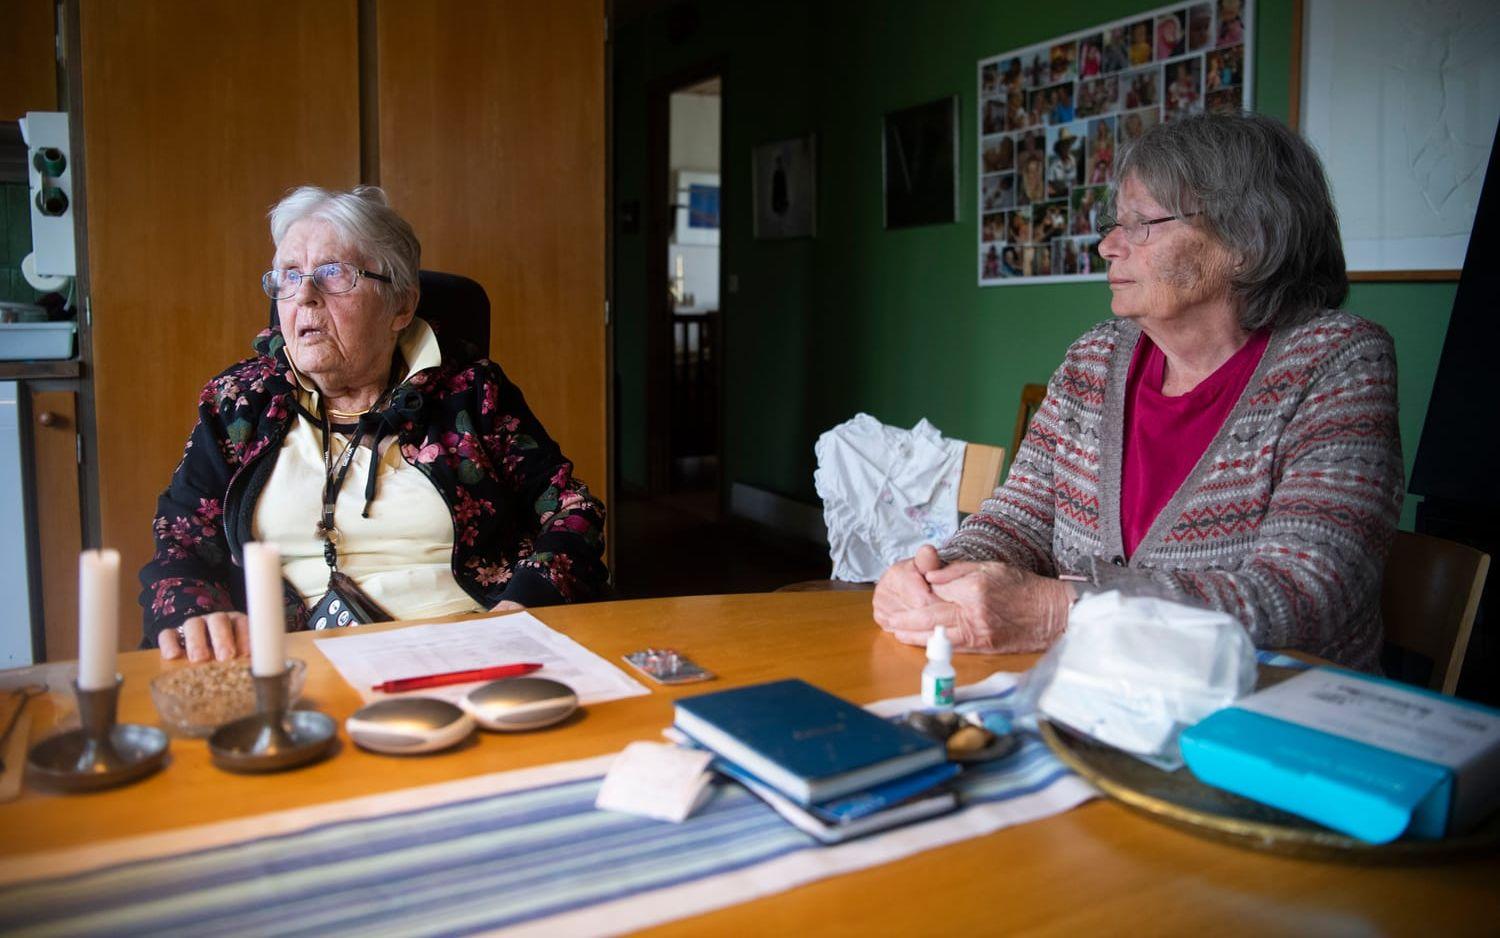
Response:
316,405,366,573
314,364,403,573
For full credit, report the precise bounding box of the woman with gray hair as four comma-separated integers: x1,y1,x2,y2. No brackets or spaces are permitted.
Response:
874,112,1403,671
141,185,607,660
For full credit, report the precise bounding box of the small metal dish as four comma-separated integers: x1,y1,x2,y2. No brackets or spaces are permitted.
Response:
463,677,578,731
948,729,1019,764
28,724,169,792
899,709,1019,764
207,710,337,773
346,698,475,754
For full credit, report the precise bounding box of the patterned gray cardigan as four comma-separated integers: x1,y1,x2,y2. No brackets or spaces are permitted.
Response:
942,311,1404,671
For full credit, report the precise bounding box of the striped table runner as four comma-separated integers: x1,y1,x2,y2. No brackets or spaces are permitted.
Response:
0,672,1094,936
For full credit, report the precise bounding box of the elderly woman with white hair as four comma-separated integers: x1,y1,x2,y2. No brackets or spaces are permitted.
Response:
141,185,607,660
874,112,1404,671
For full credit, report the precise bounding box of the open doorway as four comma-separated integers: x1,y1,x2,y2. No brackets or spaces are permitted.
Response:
609,39,829,599
663,76,722,496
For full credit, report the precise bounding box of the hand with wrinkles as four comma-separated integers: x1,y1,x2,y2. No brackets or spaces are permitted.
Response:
872,545,946,628
880,559,1075,654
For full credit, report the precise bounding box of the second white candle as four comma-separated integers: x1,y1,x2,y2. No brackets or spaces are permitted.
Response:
243,542,286,676
77,548,120,691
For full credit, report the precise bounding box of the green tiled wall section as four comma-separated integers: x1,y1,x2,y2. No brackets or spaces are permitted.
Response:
2,182,45,305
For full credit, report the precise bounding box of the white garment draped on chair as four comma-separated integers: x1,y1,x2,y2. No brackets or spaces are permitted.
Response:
814,413,965,582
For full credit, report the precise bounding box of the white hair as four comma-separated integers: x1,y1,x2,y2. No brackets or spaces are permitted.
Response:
268,185,420,306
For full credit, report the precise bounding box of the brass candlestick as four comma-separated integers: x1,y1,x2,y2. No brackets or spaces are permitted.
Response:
208,663,336,773
28,677,169,792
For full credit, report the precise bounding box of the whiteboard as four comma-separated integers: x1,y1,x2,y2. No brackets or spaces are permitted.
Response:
1300,0,1500,274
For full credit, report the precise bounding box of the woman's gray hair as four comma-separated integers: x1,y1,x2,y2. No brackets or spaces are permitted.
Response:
1112,112,1347,330
268,185,420,309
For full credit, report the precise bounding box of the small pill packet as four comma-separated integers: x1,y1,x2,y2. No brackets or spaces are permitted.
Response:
622,648,715,685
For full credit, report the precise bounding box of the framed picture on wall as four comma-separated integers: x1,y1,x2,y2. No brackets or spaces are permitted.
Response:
976,0,1255,286
752,135,817,239
883,95,961,228
674,171,721,246
1297,0,1498,279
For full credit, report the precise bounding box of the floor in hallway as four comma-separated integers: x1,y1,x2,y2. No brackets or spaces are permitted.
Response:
609,488,831,599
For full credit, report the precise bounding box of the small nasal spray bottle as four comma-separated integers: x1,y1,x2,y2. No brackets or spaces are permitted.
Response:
921,625,956,709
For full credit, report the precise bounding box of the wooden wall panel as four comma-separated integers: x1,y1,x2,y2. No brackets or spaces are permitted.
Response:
376,0,608,507
29,390,81,660
0,0,57,119
81,0,359,649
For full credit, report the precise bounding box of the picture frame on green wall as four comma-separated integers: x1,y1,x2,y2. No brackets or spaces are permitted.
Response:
883,95,960,229
752,135,817,239
1297,0,1495,280
977,0,1254,286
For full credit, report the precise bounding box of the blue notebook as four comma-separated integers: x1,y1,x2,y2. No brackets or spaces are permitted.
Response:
673,678,945,805
711,757,959,844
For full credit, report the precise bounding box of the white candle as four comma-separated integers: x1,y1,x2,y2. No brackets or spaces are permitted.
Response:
77,549,120,690
244,542,286,676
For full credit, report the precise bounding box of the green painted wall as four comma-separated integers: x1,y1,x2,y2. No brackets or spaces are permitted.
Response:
614,0,1455,529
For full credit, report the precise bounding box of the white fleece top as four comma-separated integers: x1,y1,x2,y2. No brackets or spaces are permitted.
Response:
252,318,483,622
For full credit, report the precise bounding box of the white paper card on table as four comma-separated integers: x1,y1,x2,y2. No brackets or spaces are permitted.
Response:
312,612,650,705
595,742,715,823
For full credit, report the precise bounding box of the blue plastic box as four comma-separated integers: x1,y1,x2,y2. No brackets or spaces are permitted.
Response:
1180,667,1500,843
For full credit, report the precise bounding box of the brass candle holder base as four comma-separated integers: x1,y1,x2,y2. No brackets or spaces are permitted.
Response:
208,664,335,773
28,677,169,793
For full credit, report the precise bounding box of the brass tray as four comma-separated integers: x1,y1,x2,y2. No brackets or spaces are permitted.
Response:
1039,666,1500,864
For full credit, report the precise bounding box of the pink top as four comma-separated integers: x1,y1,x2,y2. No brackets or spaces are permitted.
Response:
1120,328,1270,558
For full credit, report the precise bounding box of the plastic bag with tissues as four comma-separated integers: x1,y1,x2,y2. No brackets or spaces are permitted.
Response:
1031,590,1257,769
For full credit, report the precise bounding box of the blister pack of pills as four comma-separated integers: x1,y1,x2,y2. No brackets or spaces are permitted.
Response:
622,648,715,684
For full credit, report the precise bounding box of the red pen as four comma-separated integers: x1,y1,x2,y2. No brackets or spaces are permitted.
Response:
373,662,543,693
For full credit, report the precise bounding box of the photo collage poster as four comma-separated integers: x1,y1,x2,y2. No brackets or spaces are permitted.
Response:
977,0,1253,285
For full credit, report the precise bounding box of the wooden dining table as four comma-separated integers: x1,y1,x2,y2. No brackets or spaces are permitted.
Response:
0,591,1494,935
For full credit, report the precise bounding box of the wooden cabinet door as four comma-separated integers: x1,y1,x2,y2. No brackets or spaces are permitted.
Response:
29,389,81,660
376,0,608,508
80,0,360,650
0,0,57,120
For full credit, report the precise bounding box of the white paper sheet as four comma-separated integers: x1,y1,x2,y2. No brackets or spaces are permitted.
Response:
312,612,650,705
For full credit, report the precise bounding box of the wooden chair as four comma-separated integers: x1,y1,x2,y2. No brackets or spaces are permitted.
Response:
1380,530,1490,695
957,442,1006,515
777,441,1005,592
1010,383,1047,463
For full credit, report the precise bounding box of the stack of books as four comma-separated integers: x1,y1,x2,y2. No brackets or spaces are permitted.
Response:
673,678,961,843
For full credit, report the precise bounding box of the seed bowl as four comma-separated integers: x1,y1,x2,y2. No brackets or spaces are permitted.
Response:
149,658,307,737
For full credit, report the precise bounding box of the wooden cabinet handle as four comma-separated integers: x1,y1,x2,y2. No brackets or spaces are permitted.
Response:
37,411,59,427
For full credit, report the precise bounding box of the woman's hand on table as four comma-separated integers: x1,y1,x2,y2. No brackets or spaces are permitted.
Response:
491,601,526,614
873,546,945,629
157,612,250,662
882,560,1075,653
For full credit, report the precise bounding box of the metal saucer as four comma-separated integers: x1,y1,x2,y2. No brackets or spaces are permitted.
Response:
28,724,169,792
346,698,476,754
207,710,337,773
463,677,578,731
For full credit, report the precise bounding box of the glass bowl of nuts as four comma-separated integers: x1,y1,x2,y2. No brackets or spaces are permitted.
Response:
150,659,308,737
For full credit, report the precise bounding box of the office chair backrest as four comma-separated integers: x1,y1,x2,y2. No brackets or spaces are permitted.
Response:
268,269,491,363
1381,530,1490,695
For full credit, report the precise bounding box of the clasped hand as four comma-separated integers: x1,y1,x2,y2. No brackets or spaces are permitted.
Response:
872,545,1073,653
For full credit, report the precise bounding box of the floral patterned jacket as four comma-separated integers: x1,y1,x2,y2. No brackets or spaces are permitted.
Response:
137,328,607,647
